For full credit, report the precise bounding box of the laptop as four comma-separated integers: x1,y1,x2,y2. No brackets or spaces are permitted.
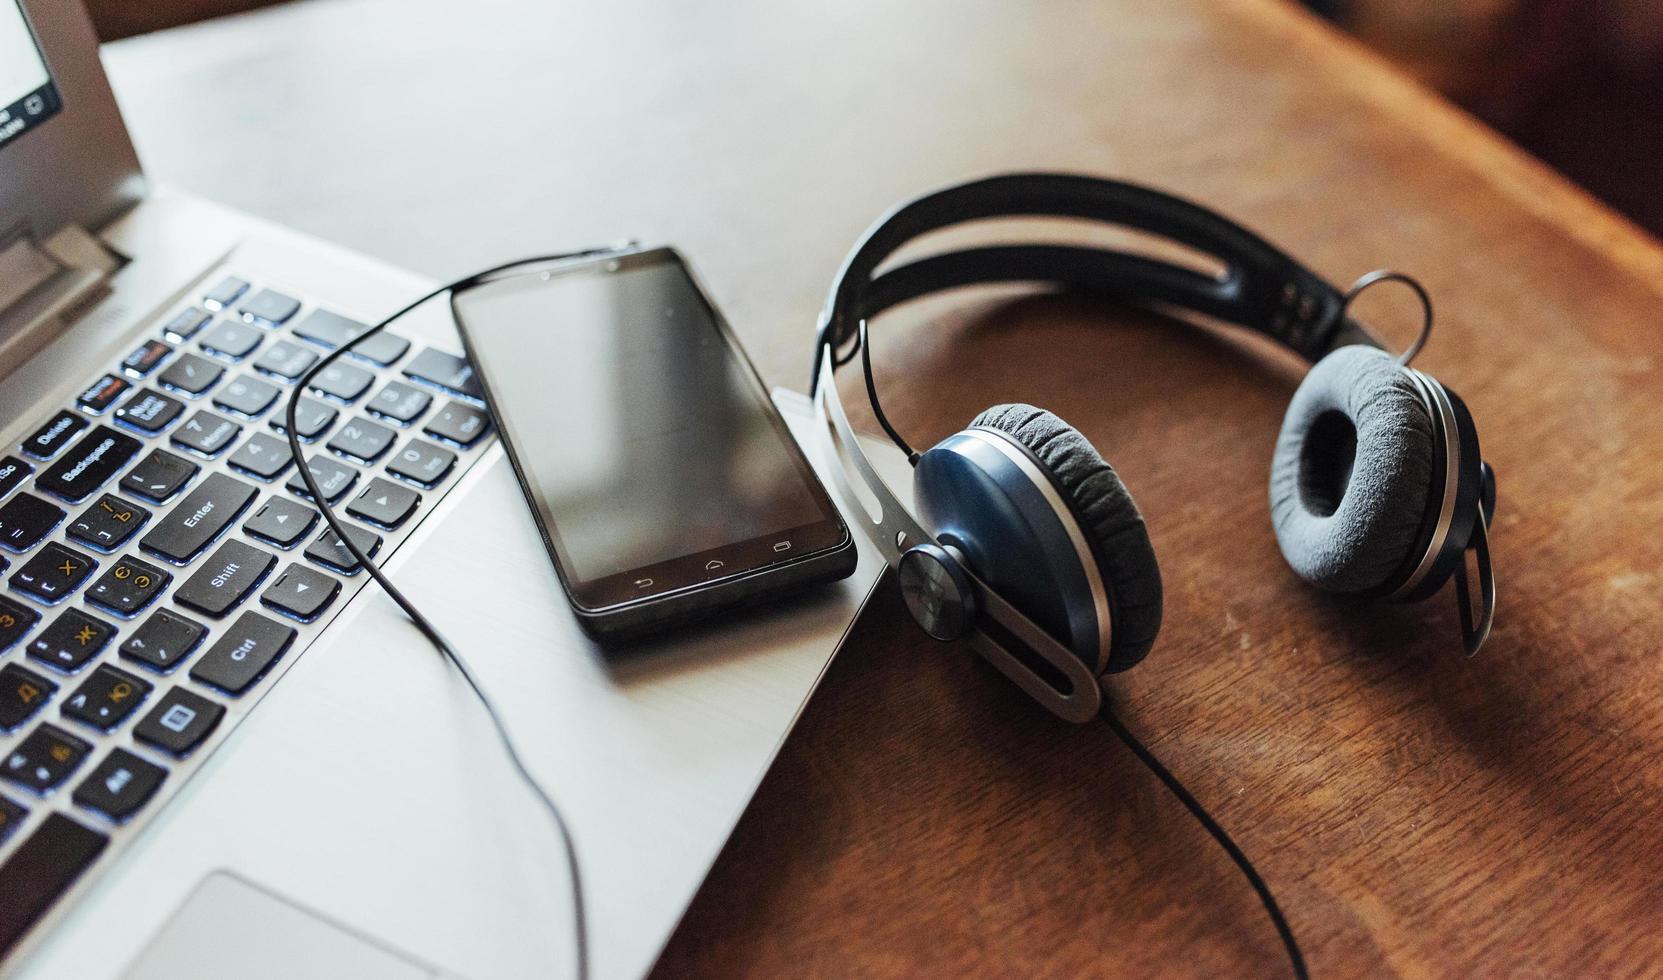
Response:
0,2,902,976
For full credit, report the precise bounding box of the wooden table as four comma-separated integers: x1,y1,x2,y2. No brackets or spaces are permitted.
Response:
104,0,1663,975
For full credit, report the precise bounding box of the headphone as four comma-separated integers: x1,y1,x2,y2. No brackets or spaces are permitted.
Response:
810,173,1497,723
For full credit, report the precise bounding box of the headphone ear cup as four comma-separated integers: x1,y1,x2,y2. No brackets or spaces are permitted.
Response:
967,404,1163,672
1268,346,1437,594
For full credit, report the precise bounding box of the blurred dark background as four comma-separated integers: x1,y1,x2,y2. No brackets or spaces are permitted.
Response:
86,0,1663,238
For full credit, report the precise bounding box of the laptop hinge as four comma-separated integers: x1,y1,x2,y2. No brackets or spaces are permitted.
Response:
0,222,125,376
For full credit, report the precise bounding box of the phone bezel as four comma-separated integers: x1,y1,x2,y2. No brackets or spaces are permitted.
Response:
453,246,852,616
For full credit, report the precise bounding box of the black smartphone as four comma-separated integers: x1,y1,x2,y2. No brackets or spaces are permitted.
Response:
452,246,856,642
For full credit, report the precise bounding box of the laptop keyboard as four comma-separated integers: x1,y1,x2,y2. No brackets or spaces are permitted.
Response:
0,271,495,960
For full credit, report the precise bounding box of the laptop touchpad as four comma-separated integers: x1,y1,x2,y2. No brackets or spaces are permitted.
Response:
122,872,451,980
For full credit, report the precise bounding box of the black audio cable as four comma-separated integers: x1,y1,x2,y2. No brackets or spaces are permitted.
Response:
1100,705,1308,979
283,247,628,980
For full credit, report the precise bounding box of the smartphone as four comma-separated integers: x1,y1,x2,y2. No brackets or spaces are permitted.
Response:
452,246,856,642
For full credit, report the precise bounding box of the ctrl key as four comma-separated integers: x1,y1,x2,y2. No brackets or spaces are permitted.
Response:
189,611,295,696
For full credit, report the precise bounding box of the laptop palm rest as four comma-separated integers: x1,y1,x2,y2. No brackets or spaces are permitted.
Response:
122,872,451,980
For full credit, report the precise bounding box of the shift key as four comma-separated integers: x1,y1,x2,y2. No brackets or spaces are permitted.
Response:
139,474,258,564
173,539,275,618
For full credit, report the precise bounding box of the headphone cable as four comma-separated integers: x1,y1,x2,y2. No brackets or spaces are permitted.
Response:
1099,706,1308,980
283,248,629,980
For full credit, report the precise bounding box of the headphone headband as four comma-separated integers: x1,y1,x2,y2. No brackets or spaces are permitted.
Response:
811,172,1377,393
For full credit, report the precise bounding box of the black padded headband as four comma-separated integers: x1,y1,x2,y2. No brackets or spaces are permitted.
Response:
811,172,1374,392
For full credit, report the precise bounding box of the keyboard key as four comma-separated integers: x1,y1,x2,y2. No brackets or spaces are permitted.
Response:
243,496,317,548
0,596,41,652
239,288,300,325
120,449,199,504
261,563,340,622
386,440,456,488
140,473,259,564
62,665,152,732
174,539,275,618
163,307,213,339
122,339,173,377
327,417,396,464
37,426,142,503
68,493,151,551
304,525,382,575
308,361,375,404
253,340,320,382
0,664,55,732
171,410,242,457
212,374,280,418
366,380,432,425
269,396,338,442
134,686,223,756
423,400,491,448
319,362,380,404
227,432,295,481
10,543,96,604
348,331,410,367
289,308,363,347
1,723,91,794
286,454,358,504
157,351,226,397
118,452,194,509
0,794,24,846
0,813,107,957
346,477,420,530
121,609,207,673
21,411,88,460
202,276,248,311
0,492,65,552
189,610,294,695
198,319,263,360
114,389,185,434
86,555,172,618
75,374,130,414
27,608,115,673
73,748,165,822
293,309,411,366
403,348,482,400
0,455,32,498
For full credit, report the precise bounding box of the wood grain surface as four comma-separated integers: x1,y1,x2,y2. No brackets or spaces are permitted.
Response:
101,0,1663,975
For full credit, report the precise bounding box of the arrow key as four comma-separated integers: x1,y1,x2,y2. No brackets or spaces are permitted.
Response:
303,525,381,575
345,477,419,530
243,496,318,548
261,563,340,622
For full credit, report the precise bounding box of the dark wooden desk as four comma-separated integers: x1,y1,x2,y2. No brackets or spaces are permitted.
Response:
106,0,1663,975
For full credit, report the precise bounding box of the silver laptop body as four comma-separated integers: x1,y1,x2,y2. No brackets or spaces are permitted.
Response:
0,3,898,976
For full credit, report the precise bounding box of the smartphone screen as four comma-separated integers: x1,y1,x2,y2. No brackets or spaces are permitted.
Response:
453,248,849,612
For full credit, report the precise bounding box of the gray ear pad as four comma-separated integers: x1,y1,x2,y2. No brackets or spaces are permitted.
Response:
970,404,1163,672
1268,345,1437,594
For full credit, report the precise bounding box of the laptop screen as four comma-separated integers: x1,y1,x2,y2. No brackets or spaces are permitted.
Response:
0,0,61,151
